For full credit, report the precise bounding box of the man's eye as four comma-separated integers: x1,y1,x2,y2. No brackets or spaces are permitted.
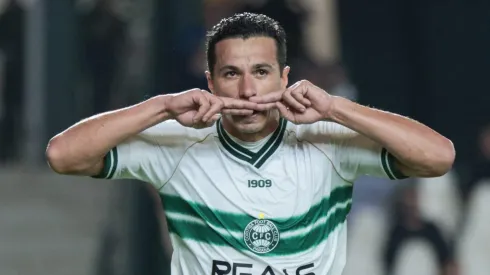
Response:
225,71,237,77
257,69,268,76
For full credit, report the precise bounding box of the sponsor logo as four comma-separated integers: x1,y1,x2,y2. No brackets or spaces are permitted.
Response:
211,260,315,275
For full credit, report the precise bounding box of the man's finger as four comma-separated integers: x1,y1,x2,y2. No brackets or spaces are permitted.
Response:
202,96,224,122
221,109,254,115
248,91,283,104
208,114,221,123
201,114,221,128
291,90,311,107
254,102,277,111
192,94,210,123
282,91,306,112
220,97,260,110
276,102,295,123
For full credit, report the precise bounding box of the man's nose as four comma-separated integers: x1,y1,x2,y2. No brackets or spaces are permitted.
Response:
238,74,257,99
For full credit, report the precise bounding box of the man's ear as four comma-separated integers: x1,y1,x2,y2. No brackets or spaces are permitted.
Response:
205,71,215,94
281,66,290,89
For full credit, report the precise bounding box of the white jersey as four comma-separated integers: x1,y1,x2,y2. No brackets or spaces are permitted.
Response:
94,118,406,275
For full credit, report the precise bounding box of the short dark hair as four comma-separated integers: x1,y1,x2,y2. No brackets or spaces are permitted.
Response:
205,12,287,76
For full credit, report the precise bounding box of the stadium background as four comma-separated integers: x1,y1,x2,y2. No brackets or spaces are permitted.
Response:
0,0,488,274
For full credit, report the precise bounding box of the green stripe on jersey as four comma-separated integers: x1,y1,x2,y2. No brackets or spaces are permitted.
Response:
165,200,352,256
381,148,408,180
162,186,352,230
160,185,353,256
92,147,118,179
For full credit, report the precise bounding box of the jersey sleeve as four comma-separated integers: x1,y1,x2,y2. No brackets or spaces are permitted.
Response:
299,121,409,183
92,120,196,188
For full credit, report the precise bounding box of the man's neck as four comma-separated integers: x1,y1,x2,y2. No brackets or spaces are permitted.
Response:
222,116,280,142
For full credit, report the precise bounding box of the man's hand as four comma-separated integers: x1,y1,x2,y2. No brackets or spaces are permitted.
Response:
249,80,333,124
165,89,273,128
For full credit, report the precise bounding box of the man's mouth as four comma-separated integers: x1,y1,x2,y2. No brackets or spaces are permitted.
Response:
235,110,263,119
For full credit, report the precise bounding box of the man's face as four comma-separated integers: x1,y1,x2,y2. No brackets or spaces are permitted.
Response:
207,37,289,135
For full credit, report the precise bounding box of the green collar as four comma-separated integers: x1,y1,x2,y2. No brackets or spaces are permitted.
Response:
217,118,287,169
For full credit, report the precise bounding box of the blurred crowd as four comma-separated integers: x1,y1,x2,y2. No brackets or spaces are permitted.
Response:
0,0,488,275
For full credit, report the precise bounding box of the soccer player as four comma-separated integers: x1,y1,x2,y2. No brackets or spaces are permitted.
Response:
46,13,455,275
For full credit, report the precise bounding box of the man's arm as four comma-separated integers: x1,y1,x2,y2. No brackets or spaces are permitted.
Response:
328,97,455,178
46,96,170,176
46,89,265,177
248,80,455,178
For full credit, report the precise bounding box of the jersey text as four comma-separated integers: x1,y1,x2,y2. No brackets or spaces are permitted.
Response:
211,260,315,275
248,179,272,188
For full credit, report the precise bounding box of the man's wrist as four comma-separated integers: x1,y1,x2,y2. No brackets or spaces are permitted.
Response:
146,95,173,122
323,96,353,124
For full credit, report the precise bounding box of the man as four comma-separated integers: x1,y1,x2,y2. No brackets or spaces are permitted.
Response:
46,13,455,275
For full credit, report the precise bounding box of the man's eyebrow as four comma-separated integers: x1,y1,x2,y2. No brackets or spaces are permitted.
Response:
253,63,274,70
218,65,240,73
217,63,275,73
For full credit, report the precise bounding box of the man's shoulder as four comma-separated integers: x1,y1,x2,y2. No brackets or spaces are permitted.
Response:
288,121,353,141
138,119,216,144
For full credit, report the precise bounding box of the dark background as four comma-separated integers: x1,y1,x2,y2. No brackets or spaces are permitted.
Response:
0,0,488,274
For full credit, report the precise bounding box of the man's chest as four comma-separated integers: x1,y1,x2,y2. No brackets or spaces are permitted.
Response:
160,142,353,259
163,145,334,220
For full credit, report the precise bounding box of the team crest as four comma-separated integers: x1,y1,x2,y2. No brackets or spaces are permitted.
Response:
243,219,280,254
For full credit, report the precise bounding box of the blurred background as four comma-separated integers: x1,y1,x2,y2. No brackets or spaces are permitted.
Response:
0,0,489,274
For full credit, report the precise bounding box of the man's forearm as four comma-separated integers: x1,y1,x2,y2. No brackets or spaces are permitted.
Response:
46,95,170,175
328,96,455,177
